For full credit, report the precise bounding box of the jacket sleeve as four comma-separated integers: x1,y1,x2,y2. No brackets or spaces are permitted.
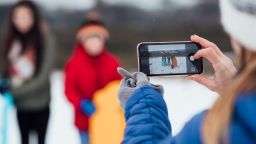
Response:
64,62,82,110
169,112,205,144
123,85,205,144
122,85,172,144
10,33,56,100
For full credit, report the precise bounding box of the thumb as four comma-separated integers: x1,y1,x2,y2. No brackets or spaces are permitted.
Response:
188,75,216,91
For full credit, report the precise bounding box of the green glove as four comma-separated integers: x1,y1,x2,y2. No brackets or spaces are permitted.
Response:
117,67,164,109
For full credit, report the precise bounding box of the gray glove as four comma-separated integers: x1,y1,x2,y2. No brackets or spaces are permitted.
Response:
117,67,164,109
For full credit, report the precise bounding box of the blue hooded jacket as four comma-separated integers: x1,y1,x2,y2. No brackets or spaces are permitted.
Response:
122,85,256,144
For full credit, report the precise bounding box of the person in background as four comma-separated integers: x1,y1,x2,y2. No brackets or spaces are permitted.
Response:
117,0,256,143
0,1,56,144
64,12,121,144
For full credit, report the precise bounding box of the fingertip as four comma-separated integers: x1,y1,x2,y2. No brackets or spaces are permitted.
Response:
117,67,131,78
117,67,123,74
193,34,199,38
187,76,193,80
188,74,200,80
191,34,199,38
190,34,196,41
187,75,196,80
194,52,201,59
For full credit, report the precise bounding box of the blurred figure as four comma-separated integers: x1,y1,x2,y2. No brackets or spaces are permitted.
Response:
0,1,56,144
64,12,121,144
170,54,177,69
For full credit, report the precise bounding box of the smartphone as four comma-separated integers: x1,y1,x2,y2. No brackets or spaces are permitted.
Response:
137,41,203,76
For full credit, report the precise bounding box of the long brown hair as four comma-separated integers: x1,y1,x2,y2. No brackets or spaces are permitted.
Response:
203,48,256,144
4,0,44,77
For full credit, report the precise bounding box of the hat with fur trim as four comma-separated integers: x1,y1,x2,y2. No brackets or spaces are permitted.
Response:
220,0,256,51
77,12,109,40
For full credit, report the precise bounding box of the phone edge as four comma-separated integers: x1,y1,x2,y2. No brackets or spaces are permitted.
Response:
136,41,204,77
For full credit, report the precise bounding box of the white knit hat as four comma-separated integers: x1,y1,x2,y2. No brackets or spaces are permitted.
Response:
220,0,256,51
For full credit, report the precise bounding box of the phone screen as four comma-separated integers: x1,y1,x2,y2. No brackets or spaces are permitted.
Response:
138,42,203,76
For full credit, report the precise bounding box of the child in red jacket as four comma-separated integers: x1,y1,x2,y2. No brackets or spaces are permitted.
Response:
64,13,121,144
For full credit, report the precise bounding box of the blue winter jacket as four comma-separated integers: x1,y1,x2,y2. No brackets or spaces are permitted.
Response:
122,85,256,144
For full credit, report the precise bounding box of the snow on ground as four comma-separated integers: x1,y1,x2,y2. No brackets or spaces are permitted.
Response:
0,71,218,144
149,57,187,74
150,77,218,135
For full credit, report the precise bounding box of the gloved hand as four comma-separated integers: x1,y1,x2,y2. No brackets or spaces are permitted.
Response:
80,99,96,117
0,79,10,94
117,67,164,109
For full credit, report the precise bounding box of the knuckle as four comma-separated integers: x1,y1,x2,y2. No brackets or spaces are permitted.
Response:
204,49,211,57
197,77,203,83
211,42,217,47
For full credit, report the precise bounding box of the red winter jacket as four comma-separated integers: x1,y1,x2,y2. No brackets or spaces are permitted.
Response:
64,43,121,131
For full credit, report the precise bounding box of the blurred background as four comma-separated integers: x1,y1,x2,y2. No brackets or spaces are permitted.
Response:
0,0,232,69
0,0,229,144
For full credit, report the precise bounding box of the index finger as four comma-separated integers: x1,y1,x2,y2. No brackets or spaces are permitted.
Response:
194,48,219,64
117,67,134,79
191,35,216,48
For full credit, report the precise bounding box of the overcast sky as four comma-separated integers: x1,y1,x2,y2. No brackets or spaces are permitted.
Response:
0,0,200,11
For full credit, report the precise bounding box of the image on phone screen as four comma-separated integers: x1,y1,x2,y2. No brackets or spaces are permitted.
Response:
138,42,203,76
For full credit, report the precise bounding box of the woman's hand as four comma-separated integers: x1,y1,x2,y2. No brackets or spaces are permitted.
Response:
188,35,237,92
117,68,150,109
117,67,163,109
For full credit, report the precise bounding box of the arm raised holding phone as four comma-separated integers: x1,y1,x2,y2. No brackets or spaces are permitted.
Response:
188,35,237,92
117,35,239,144
137,34,237,92
118,0,256,142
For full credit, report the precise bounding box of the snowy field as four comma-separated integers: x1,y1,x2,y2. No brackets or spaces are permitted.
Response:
148,44,188,74
0,71,218,144
149,57,187,74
